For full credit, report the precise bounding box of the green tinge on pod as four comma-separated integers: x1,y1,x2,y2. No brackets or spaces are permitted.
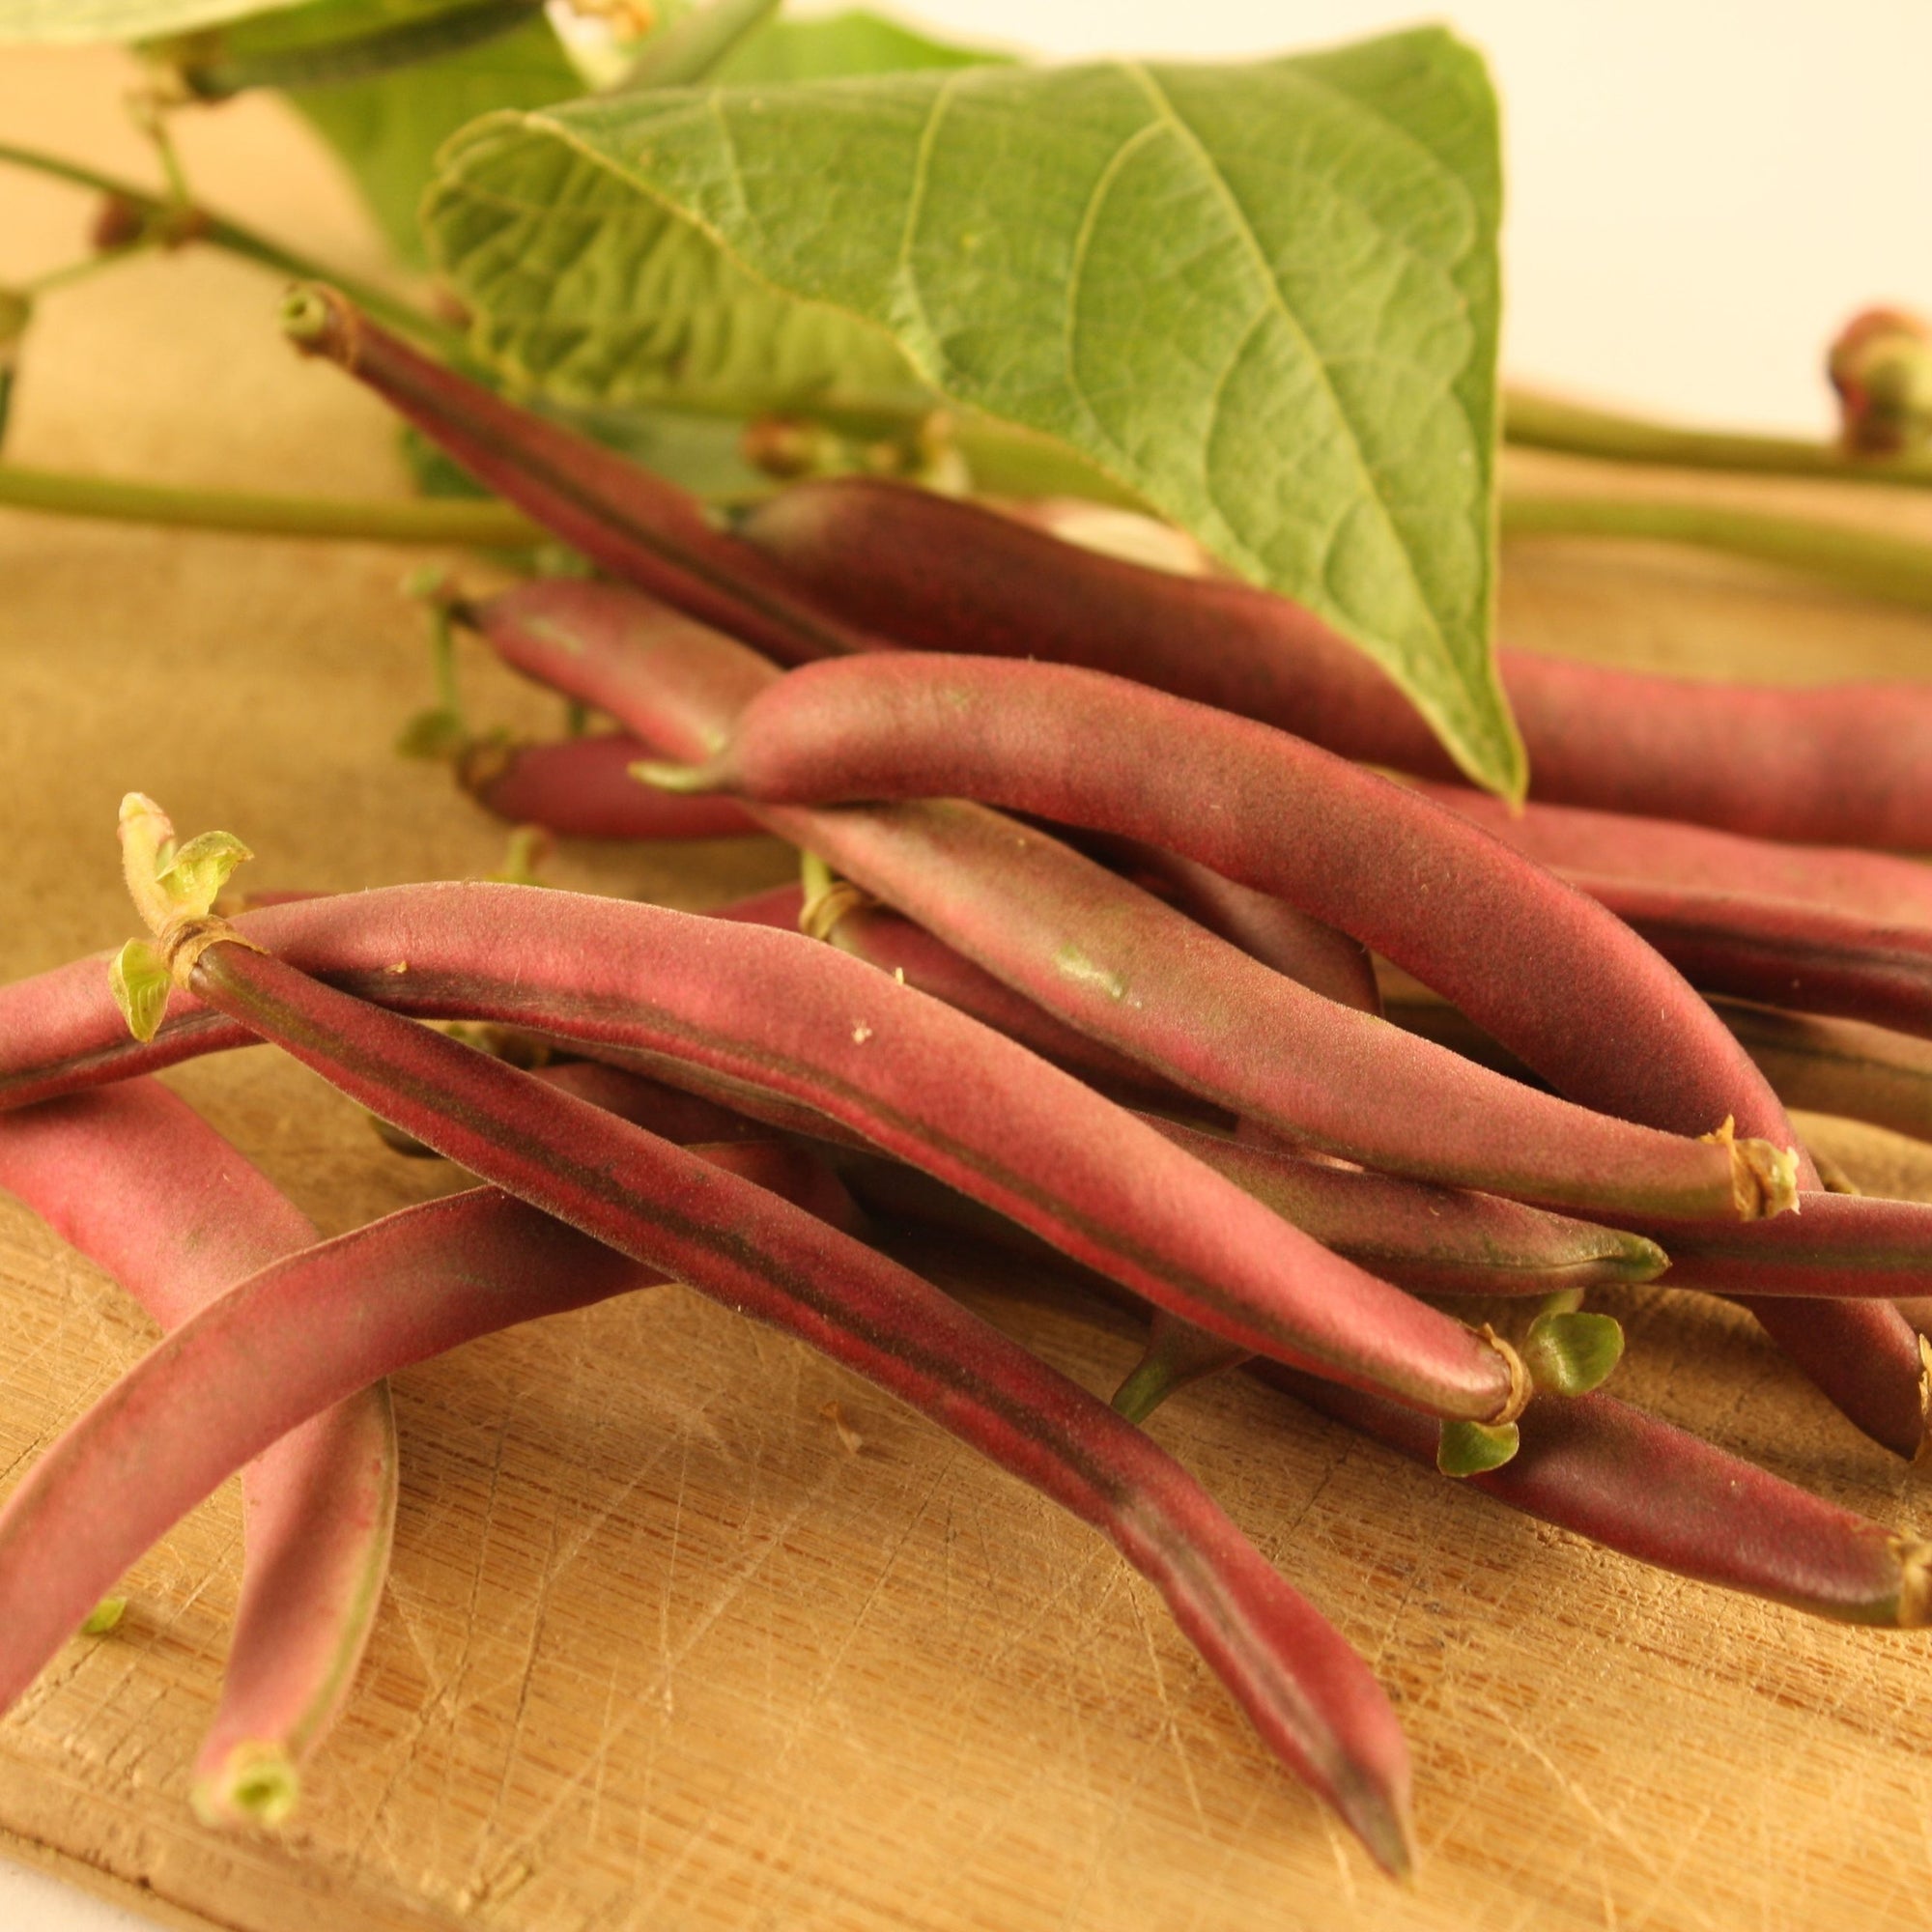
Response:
1521,1310,1626,1397
1436,1419,1520,1477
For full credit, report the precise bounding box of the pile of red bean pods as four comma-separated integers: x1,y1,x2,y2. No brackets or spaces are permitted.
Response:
3,279,1931,1877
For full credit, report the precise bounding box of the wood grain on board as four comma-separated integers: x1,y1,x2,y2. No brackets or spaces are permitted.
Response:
3,45,1931,1932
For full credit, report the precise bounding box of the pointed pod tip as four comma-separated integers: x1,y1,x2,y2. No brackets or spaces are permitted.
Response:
191,1742,300,1831
1891,1535,1932,1628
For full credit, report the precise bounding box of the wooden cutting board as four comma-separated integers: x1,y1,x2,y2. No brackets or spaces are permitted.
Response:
4,45,1932,1932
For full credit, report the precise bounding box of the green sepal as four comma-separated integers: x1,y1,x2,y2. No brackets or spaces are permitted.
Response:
1436,1418,1519,1477
1536,1287,1587,1317
79,1595,127,1636
395,705,469,760
1521,1310,1625,1398
109,938,172,1042
155,829,253,916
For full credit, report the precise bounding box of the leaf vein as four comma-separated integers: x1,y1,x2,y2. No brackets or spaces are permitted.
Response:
1123,60,1440,650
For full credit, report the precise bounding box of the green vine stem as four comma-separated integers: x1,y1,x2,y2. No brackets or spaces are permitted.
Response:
1500,492,1932,612
0,462,535,547
0,141,463,359
1505,388,1932,494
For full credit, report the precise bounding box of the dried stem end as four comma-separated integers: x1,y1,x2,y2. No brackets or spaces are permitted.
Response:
192,1741,300,1831
1481,1324,1532,1426
279,282,356,364
1702,1116,1801,1220
1521,1310,1626,1398
1891,1536,1932,1628
1916,1334,1932,1468
1437,1419,1520,1478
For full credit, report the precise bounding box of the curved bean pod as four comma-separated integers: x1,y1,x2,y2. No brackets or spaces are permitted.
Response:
0,1082,396,1825
1716,1001,1932,1147
1572,879,1932,1040
461,734,763,840
1256,1366,1931,1626
735,476,1932,848
1409,783,1932,928
281,287,876,667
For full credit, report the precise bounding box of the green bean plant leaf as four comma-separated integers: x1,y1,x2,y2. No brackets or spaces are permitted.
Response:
424,25,1521,794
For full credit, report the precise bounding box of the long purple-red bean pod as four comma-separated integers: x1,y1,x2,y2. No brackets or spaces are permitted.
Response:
87,825,1530,1435
1568,878,1932,1041
470,585,1791,1225
460,734,762,840
1254,1364,1932,1626
98,899,1419,1870
733,477,1932,848
648,646,1932,1450
279,287,879,668
1714,1001,1932,1147
0,1082,396,1826
1408,783,1932,928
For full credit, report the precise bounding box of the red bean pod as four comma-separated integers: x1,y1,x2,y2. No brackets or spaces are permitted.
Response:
83,956,1423,1868
460,734,762,840
0,1081,395,1824
470,585,1789,1224
1570,877,1932,1040
0,881,1528,1427
1254,1366,1931,1626
734,476,1932,848
1714,1001,1932,1146
1410,782,1932,927
280,287,878,667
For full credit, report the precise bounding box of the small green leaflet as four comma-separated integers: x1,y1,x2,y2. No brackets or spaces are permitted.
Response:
426,26,1521,794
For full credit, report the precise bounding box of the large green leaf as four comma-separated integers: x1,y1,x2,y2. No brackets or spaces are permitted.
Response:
425,28,1519,792
0,0,361,46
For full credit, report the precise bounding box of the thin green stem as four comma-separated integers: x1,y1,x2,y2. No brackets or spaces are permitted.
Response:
0,462,538,547
1504,387,1932,493
1500,490,1932,612
0,141,464,359
18,245,149,299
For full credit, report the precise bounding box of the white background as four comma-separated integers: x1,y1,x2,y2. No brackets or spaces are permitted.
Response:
6,3,1932,1926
